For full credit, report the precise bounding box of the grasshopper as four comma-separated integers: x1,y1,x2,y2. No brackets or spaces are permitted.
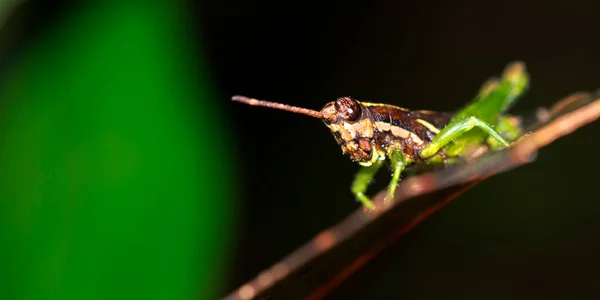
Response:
232,61,528,210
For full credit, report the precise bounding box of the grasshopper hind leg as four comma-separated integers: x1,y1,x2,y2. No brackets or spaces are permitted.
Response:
489,115,523,149
420,116,510,159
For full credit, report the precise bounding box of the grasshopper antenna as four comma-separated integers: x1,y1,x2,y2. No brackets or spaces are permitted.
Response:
232,95,324,119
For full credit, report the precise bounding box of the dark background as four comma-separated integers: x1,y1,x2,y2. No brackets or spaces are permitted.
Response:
3,1,599,299
204,1,600,299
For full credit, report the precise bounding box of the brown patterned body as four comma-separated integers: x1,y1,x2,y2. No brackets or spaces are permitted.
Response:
369,104,453,161
321,99,453,165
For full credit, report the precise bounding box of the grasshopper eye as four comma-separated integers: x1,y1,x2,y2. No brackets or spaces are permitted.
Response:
335,97,362,122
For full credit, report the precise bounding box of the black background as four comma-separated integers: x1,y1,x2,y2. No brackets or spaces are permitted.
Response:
205,1,600,299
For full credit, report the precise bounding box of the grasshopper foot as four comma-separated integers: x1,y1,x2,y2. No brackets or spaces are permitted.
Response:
356,192,376,211
384,188,395,204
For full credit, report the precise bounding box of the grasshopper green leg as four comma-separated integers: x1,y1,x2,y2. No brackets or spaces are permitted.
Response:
384,149,406,203
420,116,510,159
488,115,522,149
351,159,384,210
420,62,529,159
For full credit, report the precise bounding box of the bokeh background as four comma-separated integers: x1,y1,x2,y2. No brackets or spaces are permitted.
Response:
0,1,598,300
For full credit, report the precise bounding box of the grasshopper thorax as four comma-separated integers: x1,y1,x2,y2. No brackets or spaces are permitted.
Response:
321,97,378,164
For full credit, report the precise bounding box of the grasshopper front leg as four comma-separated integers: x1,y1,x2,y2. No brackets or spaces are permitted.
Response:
351,146,407,209
385,148,406,203
351,159,384,210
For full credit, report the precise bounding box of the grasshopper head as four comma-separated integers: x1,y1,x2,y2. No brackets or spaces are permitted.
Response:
321,97,376,164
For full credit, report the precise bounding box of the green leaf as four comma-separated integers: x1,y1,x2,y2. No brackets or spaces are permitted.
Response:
0,3,234,300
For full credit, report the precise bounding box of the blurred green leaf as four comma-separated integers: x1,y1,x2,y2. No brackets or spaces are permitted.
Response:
0,3,234,300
